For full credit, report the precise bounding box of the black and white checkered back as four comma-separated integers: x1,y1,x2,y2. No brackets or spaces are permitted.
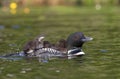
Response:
27,48,64,58
34,48,65,62
35,48,63,57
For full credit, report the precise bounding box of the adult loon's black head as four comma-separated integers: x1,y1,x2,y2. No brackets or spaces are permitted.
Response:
66,32,93,50
66,32,93,58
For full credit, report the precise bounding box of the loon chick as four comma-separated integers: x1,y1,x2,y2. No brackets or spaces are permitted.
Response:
23,35,45,56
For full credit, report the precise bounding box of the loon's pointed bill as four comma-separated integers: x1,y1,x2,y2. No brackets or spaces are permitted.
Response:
81,36,93,42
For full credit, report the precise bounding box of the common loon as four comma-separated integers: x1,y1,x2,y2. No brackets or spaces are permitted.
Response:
0,32,93,62
24,32,93,61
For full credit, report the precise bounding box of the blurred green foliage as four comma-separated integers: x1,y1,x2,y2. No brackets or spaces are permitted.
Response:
0,0,120,7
